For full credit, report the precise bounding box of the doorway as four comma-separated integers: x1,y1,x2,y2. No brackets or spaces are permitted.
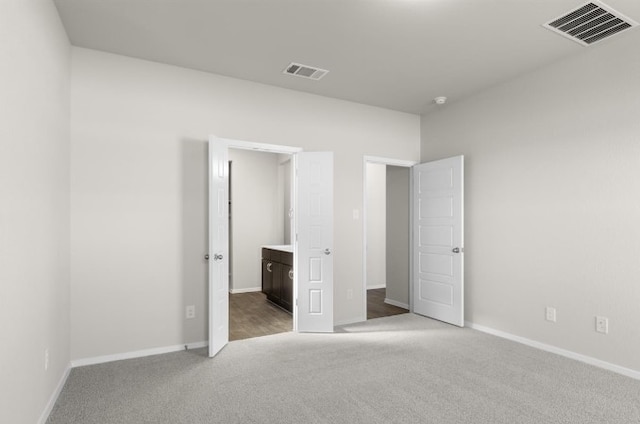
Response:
227,149,293,340
363,157,417,320
209,137,335,357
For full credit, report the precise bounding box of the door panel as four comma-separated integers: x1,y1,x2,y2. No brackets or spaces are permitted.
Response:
208,137,229,357
262,259,272,295
297,152,334,332
272,262,283,301
413,156,464,327
419,280,454,305
281,264,293,311
421,225,453,247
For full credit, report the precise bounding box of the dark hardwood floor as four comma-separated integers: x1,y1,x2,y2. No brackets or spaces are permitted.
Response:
229,291,292,341
367,288,409,320
229,288,408,341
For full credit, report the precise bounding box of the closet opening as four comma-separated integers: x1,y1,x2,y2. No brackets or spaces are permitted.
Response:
363,158,415,320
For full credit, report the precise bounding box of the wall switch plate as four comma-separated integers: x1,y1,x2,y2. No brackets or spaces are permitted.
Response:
44,348,49,371
347,289,353,300
545,306,556,322
596,316,608,334
186,305,196,319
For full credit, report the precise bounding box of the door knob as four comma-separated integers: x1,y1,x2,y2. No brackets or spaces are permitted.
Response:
288,269,294,279
204,254,209,260
214,253,224,261
324,248,331,255
452,247,460,254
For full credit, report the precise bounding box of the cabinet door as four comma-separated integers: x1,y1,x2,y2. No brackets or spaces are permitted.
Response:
271,262,283,302
262,259,273,296
281,264,293,312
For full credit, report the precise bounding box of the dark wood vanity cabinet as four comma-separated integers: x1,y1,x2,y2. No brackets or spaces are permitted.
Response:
262,247,293,313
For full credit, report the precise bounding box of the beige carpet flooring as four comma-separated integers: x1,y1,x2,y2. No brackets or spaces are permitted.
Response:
47,314,640,424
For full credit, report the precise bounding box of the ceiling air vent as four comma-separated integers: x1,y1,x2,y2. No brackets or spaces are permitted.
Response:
543,1,638,46
283,62,329,80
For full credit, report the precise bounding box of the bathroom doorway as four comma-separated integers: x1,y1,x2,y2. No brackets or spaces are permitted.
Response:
227,149,293,340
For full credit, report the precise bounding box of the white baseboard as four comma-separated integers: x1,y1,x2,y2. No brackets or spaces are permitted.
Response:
367,284,386,290
71,340,208,368
38,362,71,424
185,341,209,350
384,298,409,309
466,321,640,381
229,287,262,294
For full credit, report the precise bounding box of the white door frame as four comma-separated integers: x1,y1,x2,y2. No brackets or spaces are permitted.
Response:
362,156,417,321
211,137,302,337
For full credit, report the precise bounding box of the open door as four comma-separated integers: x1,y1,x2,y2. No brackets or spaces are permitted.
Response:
296,152,334,332
412,156,464,327
208,137,229,357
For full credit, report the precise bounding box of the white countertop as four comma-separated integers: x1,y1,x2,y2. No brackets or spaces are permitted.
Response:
262,244,293,253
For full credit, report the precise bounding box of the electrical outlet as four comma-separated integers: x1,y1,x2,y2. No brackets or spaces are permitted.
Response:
596,316,608,334
44,348,49,371
186,305,195,319
545,306,556,323
347,289,353,300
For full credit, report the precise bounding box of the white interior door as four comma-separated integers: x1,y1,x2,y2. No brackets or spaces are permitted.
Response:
208,137,229,356
412,156,464,327
296,152,334,332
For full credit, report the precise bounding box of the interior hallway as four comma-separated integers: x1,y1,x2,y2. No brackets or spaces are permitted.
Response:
367,288,409,320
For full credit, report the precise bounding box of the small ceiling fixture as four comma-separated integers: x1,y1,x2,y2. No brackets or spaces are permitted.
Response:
543,1,638,46
434,96,447,105
283,62,329,80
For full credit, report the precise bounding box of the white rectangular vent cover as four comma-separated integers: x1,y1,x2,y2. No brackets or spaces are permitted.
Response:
284,62,329,80
544,1,638,46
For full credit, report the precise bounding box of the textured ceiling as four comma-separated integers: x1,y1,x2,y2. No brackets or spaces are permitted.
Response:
53,0,640,114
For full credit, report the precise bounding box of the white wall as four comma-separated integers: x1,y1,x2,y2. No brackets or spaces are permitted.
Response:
366,163,386,289
421,31,640,372
229,149,284,292
70,48,420,359
385,166,410,306
280,155,292,245
0,1,70,422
